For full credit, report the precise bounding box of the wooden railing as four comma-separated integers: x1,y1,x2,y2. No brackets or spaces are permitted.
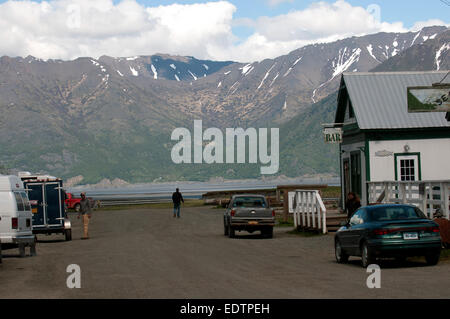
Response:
288,190,327,233
367,181,450,219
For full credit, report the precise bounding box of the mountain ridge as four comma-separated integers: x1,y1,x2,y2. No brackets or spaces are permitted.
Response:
0,26,449,184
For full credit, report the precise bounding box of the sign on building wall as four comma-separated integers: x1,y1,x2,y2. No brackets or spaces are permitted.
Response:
407,85,450,112
323,127,342,144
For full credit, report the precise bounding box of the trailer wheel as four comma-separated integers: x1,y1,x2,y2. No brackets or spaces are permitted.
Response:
65,229,72,241
19,244,26,258
30,242,37,256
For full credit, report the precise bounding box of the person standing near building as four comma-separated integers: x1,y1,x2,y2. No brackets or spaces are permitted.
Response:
77,192,92,239
345,192,361,220
172,188,184,218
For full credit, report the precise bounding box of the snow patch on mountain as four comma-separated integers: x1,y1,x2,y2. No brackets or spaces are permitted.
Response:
188,70,197,81
174,74,180,81
130,66,138,76
126,56,139,61
257,63,276,90
332,47,361,78
411,31,421,46
170,64,176,70
151,64,158,79
270,72,279,87
203,64,209,70
435,43,450,70
116,70,123,77
240,63,253,76
293,56,303,66
366,45,380,62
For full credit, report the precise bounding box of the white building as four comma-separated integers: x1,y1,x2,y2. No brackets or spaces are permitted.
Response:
333,71,450,207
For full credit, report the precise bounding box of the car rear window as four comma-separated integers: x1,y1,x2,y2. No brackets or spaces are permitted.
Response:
232,197,267,208
370,206,427,221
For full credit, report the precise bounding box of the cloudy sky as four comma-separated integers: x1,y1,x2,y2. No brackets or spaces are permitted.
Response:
0,0,448,62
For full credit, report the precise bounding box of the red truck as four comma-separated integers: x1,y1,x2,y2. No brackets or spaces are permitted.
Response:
65,192,95,212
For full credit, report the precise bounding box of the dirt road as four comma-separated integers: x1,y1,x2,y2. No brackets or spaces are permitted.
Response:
0,206,449,298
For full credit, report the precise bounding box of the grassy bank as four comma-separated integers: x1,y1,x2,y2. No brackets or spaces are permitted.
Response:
95,199,206,211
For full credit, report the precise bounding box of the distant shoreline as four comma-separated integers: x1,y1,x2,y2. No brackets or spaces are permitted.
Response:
67,176,340,200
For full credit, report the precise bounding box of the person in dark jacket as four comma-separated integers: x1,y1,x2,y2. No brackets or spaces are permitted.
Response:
172,188,184,218
345,192,361,220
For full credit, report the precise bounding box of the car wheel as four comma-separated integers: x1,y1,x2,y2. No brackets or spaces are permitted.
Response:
74,203,81,212
228,224,235,238
335,240,349,263
361,242,375,268
395,256,407,264
65,229,72,241
224,220,229,236
425,252,440,266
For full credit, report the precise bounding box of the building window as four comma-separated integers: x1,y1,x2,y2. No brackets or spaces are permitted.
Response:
400,159,415,181
396,154,420,181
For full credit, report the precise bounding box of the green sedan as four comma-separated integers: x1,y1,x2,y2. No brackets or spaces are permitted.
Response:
335,204,442,267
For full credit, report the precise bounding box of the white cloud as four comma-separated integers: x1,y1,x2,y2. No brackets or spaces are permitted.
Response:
0,0,446,63
0,0,236,60
267,0,294,7
410,19,449,32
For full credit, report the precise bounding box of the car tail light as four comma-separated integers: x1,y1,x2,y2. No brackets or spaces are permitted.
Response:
12,217,18,229
373,229,388,236
430,226,440,233
231,210,236,217
272,210,276,217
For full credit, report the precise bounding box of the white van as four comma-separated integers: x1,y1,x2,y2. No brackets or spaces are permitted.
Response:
0,175,36,258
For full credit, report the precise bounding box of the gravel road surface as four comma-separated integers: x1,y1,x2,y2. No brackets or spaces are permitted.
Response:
0,206,449,298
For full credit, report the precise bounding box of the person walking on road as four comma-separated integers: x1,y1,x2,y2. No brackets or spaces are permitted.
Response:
172,188,184,218
77,192,92,239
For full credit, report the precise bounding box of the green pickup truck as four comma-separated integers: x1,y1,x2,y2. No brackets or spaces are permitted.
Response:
224,194,276,238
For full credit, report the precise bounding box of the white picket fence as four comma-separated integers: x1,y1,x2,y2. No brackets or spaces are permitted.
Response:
367,181,450,219
288,190,327,234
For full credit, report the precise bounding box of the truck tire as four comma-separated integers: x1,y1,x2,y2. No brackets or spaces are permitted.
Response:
74,203,81,212
65,229,72,241
263,227,274,238
228,224,235,238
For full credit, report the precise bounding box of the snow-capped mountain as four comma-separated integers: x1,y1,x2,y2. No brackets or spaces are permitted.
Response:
0,26,448,182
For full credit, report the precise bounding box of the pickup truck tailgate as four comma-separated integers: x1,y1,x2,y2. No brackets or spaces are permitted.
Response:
233,207,273,219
